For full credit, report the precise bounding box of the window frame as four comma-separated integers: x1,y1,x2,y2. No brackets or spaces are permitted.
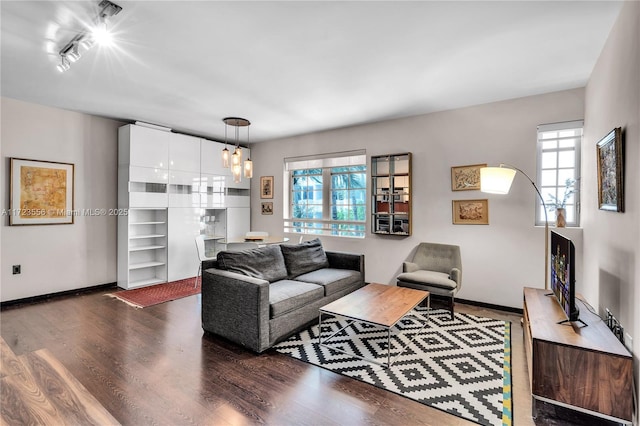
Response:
284,151,367,238
536,121,583,227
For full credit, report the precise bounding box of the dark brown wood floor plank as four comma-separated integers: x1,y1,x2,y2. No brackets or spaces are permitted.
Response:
57,316,223,425
20,349,121,426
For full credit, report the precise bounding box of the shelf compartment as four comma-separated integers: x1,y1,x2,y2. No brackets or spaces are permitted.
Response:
127,278,166,288
129,261,166,270
129,234,166,239
129,245,166,252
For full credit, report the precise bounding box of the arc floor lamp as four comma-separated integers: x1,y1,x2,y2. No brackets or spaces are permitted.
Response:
480,164,549,290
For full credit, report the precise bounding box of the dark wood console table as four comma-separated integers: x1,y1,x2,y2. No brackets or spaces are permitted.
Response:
523,287,633,424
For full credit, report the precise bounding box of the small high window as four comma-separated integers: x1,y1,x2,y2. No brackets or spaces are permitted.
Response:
536,121,583,227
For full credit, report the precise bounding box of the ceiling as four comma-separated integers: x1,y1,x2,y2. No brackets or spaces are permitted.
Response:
1,1,623,143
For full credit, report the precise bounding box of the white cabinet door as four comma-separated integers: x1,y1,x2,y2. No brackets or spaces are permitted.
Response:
169,133,201,173
200,173,226,208
167,207,201,282
225,175,251,189
226,207,250,240
128,166,168,208
129,125,169,169
168,170,200,208
201,139,230,176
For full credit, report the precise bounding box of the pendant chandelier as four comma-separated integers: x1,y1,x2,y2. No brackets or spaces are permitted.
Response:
221,117,253,182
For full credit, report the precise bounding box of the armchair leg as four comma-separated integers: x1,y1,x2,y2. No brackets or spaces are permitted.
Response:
450,296,455,320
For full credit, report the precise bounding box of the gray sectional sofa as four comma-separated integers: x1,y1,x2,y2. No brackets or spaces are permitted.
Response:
201,238,365,352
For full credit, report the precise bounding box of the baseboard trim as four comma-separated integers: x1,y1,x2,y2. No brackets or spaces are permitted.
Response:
2,283,524,315
1,282,117,309
455,297,523,315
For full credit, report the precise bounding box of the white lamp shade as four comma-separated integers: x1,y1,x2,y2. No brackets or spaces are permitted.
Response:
480,167,516,194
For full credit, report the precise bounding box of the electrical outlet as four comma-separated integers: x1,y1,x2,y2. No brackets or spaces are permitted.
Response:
12,265,21,275
624,333,633,353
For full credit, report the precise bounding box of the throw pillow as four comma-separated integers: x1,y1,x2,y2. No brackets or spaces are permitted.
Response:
217,245,288,283
280,238,329,278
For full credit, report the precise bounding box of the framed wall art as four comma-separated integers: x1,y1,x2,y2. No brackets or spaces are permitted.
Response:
451,163,486,191
10,158,75,225
261,202,273,215
452,199,489,225
596,127,624,212
260,176,273,199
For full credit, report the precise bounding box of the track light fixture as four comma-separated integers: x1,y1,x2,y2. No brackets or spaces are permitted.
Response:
56,0,122,72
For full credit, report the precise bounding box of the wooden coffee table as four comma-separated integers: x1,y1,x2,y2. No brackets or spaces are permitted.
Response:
318,283,430,368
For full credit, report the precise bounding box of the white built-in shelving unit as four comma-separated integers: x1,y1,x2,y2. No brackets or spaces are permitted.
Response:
117,123,251,289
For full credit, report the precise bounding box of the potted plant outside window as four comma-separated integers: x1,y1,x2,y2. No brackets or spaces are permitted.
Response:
547,178,576,228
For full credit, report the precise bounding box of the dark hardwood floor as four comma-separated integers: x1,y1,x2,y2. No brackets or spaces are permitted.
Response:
0,288,620,425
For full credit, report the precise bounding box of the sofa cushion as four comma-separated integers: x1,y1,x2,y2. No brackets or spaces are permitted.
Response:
294,268,362,297
217,245,288,283
396,270,457,290
269,280,324,318
280,238,330,278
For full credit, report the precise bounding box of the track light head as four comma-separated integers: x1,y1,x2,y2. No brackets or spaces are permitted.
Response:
66,42,81,62
56,55,71,72
98,0,122,19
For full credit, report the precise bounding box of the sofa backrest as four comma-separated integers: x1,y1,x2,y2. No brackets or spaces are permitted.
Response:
215,238,332,282
217,245,288,283
280,238,329,278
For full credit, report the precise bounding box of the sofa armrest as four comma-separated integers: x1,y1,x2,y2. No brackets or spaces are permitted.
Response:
403,261,420,273
201,268,271,353
450,267,462,290
202,258,218,272
325,251,365,282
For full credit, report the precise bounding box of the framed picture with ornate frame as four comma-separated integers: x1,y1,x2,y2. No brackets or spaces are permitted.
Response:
596,127,624,212
9,157,75,225
452,199,489,225
451,163,486,191
260,176,273,199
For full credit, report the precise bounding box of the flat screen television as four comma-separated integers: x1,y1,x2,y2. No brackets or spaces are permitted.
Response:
550,230,579,322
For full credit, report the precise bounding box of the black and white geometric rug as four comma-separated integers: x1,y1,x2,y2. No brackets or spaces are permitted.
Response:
274,307,512,426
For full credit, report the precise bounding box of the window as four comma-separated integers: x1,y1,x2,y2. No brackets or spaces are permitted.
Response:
536,121,583,227
284,151,366,238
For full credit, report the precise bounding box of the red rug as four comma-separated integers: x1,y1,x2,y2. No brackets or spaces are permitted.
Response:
108,277,200,308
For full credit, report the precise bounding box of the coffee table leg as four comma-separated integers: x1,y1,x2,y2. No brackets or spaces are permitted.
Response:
387,328,392,368
318,313,323,345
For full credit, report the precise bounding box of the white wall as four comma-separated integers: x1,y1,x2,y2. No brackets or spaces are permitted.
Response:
1,97,124,302
250,88,585,309
583,0,639,401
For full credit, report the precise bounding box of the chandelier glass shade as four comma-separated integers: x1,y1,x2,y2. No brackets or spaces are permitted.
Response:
222,117,252,182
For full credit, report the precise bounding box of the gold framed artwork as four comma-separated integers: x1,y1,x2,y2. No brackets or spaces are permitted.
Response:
9,158,75,225
596,127,624,212
261,202,273,215
452,199,489,225
451,163,486,191
260,176,274,199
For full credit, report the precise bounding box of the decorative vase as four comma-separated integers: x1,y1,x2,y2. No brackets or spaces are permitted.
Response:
556,208,566,228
